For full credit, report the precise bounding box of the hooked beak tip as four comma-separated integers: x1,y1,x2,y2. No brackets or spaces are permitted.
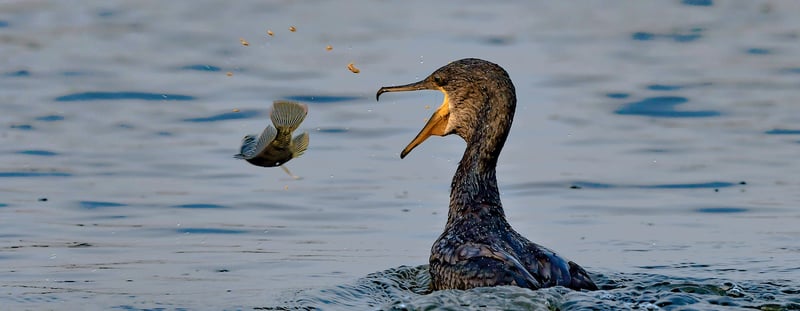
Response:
376,88,386,101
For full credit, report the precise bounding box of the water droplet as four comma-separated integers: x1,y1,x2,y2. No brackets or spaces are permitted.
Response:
419,55,424,64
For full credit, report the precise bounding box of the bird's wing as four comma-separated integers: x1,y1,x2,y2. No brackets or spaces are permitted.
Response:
516,240,597,290
454,242,542,289
568,260,598,290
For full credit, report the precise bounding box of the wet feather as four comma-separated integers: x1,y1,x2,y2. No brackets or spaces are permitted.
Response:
377,58,597,292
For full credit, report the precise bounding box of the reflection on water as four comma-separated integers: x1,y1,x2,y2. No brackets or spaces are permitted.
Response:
631,28,704,43
1,0,799,309
183,109,264,123
284,95,363,104
614,96,721,118
55,92,196,102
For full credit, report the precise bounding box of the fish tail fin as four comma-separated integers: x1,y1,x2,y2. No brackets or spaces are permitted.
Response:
271,101,308,132
291,131,309,158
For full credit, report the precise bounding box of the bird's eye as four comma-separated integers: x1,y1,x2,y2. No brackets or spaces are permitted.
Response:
432,74,445,85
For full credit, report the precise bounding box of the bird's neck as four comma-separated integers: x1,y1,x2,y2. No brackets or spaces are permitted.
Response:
446,116,510,226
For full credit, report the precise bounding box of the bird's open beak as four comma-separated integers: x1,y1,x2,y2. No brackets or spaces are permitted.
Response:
377,80,450,159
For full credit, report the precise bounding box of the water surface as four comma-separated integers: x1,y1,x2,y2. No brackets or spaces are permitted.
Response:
1,1,799,310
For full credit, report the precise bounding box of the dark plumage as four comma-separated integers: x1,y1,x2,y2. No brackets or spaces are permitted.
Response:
376,58,597,291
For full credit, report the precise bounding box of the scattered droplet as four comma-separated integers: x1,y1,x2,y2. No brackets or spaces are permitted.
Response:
347,62,360,74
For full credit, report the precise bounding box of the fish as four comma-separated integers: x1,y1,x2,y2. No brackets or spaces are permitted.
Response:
234,100,309,179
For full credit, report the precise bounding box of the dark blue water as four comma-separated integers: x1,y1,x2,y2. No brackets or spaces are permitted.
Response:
55,92,195,102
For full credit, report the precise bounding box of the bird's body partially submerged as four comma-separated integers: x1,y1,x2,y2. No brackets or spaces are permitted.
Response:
235,100,309,178
377,58,596,291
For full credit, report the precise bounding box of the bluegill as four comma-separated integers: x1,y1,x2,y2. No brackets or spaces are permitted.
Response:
235,100,309,178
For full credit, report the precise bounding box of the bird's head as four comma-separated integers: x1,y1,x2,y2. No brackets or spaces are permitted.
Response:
377,58,516,158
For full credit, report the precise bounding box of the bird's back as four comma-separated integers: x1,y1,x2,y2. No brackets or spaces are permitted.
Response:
508,230,597,291
429,216,597,291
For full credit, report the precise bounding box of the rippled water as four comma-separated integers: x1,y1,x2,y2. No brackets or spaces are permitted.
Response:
2,1,799,310
275,265,800,310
